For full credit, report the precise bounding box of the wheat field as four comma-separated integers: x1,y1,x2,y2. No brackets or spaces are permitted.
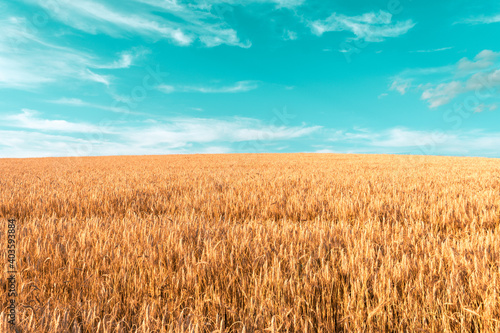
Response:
1,153,499,332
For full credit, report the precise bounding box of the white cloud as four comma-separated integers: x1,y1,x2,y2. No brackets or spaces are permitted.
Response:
271,0,305,8
324,127,500,157
50,98,86,106
464,69,500,91
83,69,111,86
198,0,304,9
421,81,463,108
310,10,415,42
130,0,253,47
125,117,320,147
412,46,453,53
158,81,259,93
314,148,338,153
91,48,151,69
26,0,251,48
0,113,321,157
390,79,412,95
390,50,500,109
0,16,154,90
0,56,52,88
475,103,498,113
47,98,134,114
420,67,500,108
0,130,94,158
457,50,500,71
456,14,500,25
375,129,500,156
397,65,455,78
283,30,298,40
370,128,453,148
29,0,193,45
3,113,500,157
158,85,176,93
0,16,147,89
3,109,107,133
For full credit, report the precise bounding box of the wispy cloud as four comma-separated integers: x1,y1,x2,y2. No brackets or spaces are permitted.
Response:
26,0,251,48
0,16,149,89
420,81,463,108
475,103,498,113
193,0,305,9
0,112,320,157
158,81,259,93
125,117,320,147
90,48,151,69
310,10,415,42
457,50,500,71
419,69,500,109
456,14,500,25
3,109,107,133
389,50,500,108
28,0,192,45
3,111,500,158
283,30,298,40
420,52,500,108
390,79,412,95
266,0,305,8
47,98,134,114
84,69,111,86
411,46,453,53
322,127,500,157
0,130,95,158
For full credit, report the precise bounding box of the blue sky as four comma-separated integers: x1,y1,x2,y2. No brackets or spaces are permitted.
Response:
1,0,500,157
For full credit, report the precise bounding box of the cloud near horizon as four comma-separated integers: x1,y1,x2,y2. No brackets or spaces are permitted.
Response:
0,110,321,157
3,109,500,158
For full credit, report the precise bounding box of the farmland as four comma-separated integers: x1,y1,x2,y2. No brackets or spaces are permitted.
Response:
1,154,499,332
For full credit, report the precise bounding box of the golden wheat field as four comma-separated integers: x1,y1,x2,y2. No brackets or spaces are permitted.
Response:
1,153,499,332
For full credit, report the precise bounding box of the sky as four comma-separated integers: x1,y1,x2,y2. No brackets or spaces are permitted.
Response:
1,0,500,158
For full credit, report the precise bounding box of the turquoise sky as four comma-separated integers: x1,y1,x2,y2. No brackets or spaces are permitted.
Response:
1,0,500,157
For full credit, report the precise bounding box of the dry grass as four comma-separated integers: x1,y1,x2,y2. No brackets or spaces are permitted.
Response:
1,153,499,332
